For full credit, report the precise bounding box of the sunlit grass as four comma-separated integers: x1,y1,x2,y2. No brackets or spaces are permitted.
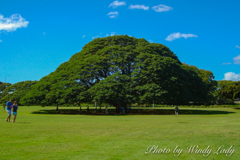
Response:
0,106,239,160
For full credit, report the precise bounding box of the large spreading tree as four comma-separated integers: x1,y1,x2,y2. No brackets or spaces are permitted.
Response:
21,35,217,109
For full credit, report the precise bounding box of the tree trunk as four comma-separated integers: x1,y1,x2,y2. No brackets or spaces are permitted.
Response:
79,104,81,113
153,97,155,108
56,105,58,111
117,106,120,113
118,106,121,114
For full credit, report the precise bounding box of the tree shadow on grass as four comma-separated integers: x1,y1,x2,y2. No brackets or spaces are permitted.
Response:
31,109,235,115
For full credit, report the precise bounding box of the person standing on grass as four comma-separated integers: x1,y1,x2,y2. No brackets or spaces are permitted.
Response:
5,99,13,122
12,101,18,123
175,105,179,117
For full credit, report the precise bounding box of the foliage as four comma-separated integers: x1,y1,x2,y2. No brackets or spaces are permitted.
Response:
21,35,217,107
217,80,235,90
183,65,217,105
89,72,133,108
216,81,240,101
0,82,11,98
0,81,37,105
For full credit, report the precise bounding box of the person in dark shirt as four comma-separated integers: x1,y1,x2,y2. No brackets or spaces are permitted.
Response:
12,101,18,123
175,105,179,117
5,99,13,122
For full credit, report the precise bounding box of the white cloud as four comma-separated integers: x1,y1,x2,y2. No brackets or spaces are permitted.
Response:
107,11,119,18
233,55,240,64
0,40,2,42
165,32,198,41
221,62,231,65
129,5,149,10
223,72,240,81
152,4,173,12
109,1,126,8
82,35,86,38
236,45,240,49
106,33,109,37
0,14,29,32
43,31,46,36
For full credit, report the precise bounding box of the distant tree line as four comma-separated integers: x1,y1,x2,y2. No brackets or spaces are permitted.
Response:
0,81,37,105
216,80,240,104
0,82,12,99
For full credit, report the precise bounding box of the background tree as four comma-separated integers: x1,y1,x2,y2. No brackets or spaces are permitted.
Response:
0,81,37,105
216,81,240,103
0,82,11,99
182,65,217,105
217,80,235,90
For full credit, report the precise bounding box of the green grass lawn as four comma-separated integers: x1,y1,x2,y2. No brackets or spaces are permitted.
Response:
0,106,240,160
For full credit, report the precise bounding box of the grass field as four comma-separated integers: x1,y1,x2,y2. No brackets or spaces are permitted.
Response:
0,106,240,160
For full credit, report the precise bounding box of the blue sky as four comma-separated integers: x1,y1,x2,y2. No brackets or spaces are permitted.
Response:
0,0,240,84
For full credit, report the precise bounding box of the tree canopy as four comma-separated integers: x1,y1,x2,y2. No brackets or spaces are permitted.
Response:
216,81,240,101
21,35,217,107
217,80,235,90
0,82,11,100
0,82,11,93
0,81,37,105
